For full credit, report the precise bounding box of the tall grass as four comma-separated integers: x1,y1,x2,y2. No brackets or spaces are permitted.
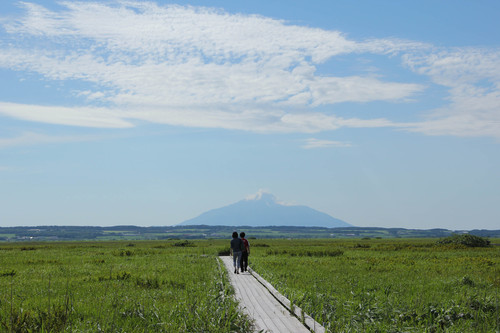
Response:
2,238,497,332
249,238,500,332
0,240,252,332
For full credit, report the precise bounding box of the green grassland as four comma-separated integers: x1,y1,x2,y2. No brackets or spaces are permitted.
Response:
0,240,252,332
1,238,499,332
250,238,500,332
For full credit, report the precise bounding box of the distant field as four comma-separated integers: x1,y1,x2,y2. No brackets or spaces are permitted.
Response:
250,238,500,332
1,238,498,332
3,225,499,242
0,234,16,238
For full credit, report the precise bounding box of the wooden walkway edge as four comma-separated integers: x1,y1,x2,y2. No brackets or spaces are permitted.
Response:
220,256,325,333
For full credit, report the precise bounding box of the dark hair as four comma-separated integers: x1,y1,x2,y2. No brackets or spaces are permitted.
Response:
232,231,238,238
240,232,245,238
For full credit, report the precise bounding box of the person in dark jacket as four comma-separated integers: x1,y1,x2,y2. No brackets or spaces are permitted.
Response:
239,232,250,272
230,231,243,274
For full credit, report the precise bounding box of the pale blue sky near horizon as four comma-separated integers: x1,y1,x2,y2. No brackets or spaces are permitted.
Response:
1,0,499,230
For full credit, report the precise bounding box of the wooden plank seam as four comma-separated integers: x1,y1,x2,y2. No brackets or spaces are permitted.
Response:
248,268,326,333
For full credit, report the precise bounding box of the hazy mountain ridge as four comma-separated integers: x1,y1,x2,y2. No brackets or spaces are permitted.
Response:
179,192,351,227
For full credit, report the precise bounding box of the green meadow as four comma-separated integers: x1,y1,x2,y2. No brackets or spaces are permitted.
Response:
1,238,499,332
0,240,252,332
250,238,500,332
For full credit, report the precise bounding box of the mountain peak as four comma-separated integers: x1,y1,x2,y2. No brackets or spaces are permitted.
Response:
179,191,352,228
245,190,277,204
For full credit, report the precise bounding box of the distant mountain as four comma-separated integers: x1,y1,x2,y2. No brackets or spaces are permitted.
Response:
179,192,352,228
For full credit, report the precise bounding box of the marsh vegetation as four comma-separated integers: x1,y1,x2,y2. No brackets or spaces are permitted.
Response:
251,238,499,332
0,241,252,332
1,237,498,332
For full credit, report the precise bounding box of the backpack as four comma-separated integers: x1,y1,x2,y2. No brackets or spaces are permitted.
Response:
241,238,249,252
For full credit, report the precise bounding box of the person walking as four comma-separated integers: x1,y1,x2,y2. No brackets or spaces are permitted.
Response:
239,232,250,272
230,231,243,274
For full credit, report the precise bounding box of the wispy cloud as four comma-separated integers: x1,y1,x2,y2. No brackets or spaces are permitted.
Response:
301,138,352,149
0,131,106,149
0,102,133,128
403,48,500,138
0,2,423,133
0,2,499,138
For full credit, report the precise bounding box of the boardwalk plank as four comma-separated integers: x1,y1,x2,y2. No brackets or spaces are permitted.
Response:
221,256,314,333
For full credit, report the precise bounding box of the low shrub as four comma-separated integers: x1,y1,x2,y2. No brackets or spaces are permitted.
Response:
174,240,196,247
0,270,16,277
437,234,490,248
217,247,231,256
135,277,161,289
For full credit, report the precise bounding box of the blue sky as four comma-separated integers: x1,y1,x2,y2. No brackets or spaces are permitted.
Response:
1,0,499,229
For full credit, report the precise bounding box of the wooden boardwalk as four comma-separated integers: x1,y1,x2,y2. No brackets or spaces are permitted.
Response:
220,256,325,333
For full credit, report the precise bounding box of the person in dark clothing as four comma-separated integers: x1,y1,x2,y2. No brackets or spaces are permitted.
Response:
230,231,243,274
239,232,250,272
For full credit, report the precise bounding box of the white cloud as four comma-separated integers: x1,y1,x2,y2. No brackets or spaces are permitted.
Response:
403,49,500,138
0,1,424,134
0,131,105,149
0,102,133,128
77,90,107,101
5,2,359,61
301,138,352,149
308,76,423,106
0,2,499,139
